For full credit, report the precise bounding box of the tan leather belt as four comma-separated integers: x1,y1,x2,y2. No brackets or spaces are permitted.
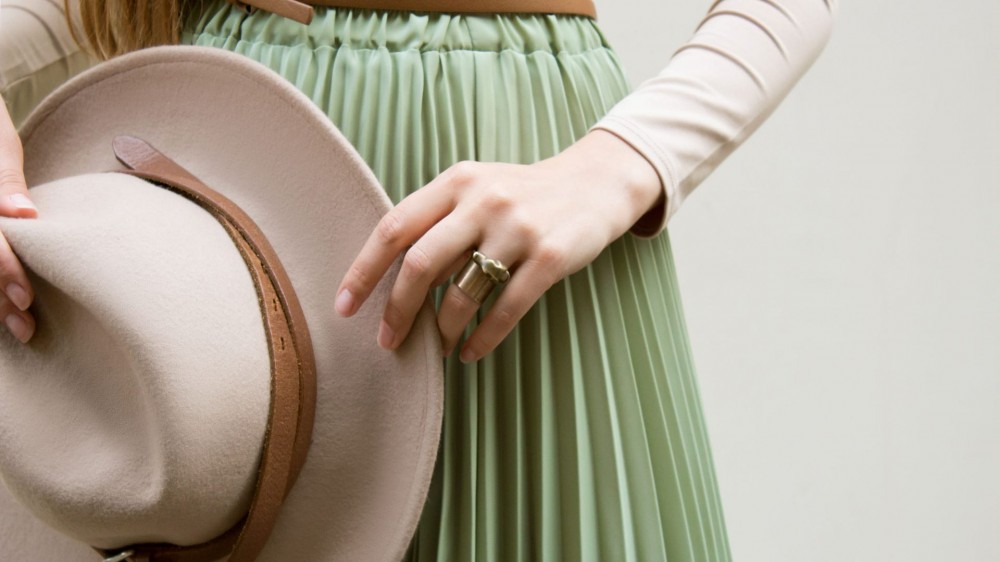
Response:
231,0,597,25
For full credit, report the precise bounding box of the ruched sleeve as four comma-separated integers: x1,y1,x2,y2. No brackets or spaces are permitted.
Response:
593,0,838,237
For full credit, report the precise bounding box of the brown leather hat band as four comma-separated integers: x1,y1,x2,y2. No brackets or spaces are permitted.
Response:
93,135,318,562
231,0,597,25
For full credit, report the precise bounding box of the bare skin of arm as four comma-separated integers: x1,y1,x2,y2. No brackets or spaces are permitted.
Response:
334,0,837,360
335,129,661,362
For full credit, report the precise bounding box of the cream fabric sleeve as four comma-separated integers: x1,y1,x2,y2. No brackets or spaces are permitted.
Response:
593,0,838,237
1,0,95,128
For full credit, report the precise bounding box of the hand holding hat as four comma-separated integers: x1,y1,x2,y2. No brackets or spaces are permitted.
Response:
0,47,443,562
0,100,37,343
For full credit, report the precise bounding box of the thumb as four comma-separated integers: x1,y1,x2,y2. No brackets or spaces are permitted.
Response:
0,169,36,219
0,101,37,219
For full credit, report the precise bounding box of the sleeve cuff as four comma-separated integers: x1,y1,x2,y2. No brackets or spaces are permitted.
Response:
590,115,682,239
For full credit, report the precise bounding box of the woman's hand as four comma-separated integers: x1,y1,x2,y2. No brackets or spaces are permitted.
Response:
335,130,662,362
0,100,38,343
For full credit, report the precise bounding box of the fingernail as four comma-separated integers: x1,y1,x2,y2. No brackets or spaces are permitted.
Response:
5,284,30,311
378,321,396,350
335,289,355,316
9,194,36,211
460,348,476,364
5,314,31,343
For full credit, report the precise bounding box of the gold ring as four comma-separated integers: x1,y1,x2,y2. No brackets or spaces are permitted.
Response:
453,251,510,304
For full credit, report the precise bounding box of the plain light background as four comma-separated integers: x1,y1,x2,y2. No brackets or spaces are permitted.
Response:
600,1,1000,560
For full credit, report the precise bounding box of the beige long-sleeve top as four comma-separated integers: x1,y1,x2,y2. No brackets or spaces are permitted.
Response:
2,0,837,237
594,0,838,237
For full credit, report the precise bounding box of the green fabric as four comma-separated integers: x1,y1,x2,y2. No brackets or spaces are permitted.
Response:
3,49,94,128
184,4,730,560
1,0,96,128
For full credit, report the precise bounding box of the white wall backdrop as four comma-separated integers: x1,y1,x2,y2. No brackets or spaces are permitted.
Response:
600,1,1000,560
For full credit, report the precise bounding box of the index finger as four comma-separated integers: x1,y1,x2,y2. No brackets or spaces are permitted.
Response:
335,182,456,317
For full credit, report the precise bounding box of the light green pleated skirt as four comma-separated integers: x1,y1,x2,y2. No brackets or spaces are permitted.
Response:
184,4,730,560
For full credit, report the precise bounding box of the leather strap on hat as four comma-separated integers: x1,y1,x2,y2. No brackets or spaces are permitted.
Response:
93,136,318,562
230,0,597,25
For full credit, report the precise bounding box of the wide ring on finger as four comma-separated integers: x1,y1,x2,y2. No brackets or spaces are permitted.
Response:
453,250,510,304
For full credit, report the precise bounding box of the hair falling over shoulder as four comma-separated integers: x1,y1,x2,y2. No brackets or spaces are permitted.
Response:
67,0,186,59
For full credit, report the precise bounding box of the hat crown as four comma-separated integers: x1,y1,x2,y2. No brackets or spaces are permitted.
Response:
3,46,444,562
0,173,271,548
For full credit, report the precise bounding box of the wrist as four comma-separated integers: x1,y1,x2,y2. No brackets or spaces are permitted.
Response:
557,130,663,232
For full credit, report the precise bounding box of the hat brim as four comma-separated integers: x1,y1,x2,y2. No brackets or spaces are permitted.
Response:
9,46,443,561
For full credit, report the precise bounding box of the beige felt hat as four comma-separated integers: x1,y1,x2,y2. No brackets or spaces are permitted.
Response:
0,46,443,561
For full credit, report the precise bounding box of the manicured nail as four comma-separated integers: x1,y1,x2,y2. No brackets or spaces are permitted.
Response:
5,284,30,311
9,194,36,211
460,348,476,363
335,289,355,316
377,321,396,350
5,314,31,343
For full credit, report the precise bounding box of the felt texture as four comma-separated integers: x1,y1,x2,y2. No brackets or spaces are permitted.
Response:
0,480,96,559
184,10,732,560
0,174,270,547
0,47,443,562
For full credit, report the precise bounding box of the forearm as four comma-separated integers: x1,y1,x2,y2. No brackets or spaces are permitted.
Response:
594,0,839,236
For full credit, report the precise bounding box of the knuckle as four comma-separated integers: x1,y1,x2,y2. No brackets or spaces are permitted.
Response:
346,263,376,292
481,190,515,213
382,300,405,325
0,295,16,317
463,337,483,356
375,211,406,247
447,161,479,185
401,245,433,282
0,168,26,195
533,243,567,286
489,305,518,333
508,211,541,243
464,332,497,359
0,248,23,279
535,242,566,270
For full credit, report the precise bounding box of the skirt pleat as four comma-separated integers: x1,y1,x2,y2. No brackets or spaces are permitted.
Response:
185,5,731,560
